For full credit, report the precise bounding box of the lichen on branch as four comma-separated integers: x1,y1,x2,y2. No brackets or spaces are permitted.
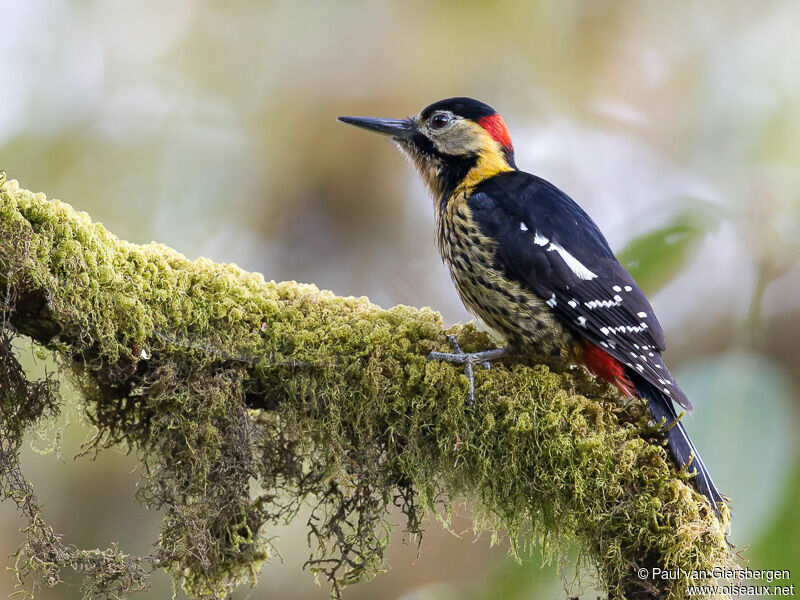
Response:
0,177,732,599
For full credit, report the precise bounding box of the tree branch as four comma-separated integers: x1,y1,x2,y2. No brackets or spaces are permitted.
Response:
0,177,732,599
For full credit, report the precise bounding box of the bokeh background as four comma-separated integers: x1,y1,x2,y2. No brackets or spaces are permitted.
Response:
1,1,798,598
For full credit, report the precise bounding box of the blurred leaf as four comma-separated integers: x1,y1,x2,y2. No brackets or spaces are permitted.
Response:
676,352,797,546
464,556,565,600
401,549,599,600
617,206,720,294
749,464,800,572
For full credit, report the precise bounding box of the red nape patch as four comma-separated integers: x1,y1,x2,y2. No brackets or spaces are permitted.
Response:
583,341,634,397
477,113,513,150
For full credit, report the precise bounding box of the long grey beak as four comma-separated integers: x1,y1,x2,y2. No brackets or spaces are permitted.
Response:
337,116,416,140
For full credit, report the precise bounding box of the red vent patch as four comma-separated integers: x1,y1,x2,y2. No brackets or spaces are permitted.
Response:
478,113,513,150
583,341,634,397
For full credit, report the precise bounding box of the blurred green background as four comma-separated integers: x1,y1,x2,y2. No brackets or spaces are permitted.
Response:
1,1,798,598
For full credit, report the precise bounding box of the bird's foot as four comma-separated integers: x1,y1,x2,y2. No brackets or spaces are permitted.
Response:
427,335,510,405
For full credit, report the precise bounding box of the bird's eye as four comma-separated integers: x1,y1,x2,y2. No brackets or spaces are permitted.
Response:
429,113,451,130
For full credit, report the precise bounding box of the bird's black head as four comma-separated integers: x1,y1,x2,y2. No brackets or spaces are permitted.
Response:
419,97,496,122
339,97,516,200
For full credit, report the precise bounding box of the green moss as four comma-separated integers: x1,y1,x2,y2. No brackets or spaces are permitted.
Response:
0,178,732,599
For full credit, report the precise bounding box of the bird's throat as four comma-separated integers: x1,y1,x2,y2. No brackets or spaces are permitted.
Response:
453,151,514,196
433,151,514,219
397,138,514,211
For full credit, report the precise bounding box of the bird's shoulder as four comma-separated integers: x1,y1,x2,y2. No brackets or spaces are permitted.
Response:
467,170,615,261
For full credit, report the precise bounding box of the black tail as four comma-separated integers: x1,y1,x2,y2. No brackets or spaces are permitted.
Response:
631,374,724,517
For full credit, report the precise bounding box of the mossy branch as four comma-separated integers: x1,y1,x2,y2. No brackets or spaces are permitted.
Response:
0,177,732,599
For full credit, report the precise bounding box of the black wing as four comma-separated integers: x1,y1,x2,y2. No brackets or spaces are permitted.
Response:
468,171,690,410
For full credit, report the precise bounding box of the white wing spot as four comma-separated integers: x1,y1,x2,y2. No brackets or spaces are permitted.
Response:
546,293,557,307
520,222,529,231
640,355,647,361
649,352,655,357
613,294,623,302
600,341,608,348
624,286,633,292
612,285,622,292
546,241,597,280
637,311,647,318
630,352,637,358
636,364,644,372
585,298,621,309
608,323,646,334
633,344,640,349
577,316,587,327
568,299,578,308
600,327,609,335
663,387,671,395
533,231,549,246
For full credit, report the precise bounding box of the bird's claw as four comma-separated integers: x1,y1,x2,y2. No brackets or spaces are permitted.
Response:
445,334,462,354
427,335,509,406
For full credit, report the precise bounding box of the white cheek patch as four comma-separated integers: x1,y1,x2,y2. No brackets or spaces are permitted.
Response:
546,241,597,280
432,119,487,155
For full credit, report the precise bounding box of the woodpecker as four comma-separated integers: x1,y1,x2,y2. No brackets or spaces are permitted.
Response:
338,97,724,517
